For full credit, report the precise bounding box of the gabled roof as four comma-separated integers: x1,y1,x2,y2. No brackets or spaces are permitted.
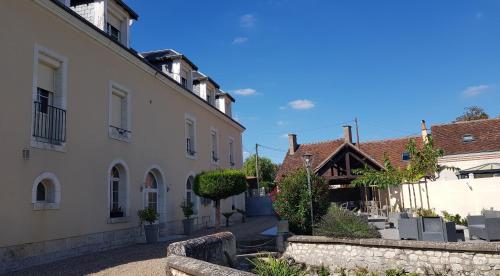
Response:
276,136,421,182
140,49,199,71
431,118,500,156
313,142,385,173
192,71,220,89
113,0,139,20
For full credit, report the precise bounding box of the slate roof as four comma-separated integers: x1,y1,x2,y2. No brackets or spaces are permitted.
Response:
140,49,199,71
431,118,500,156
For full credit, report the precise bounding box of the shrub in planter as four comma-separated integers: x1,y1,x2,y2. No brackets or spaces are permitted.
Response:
194,169,247,228
180,199,194,235
314,205,381,239
273,169,330,235
138,207,159,243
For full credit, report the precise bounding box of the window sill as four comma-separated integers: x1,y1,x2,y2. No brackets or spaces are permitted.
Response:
33,202,60,210
30,138,66,153
107,217,129,224
186,154,197,160
108,132,131,143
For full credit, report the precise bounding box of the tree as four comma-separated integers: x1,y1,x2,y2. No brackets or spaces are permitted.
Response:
243,154,278,189
194,170,247,228
351,155,403,212
455,106,489,122
273,169,330,235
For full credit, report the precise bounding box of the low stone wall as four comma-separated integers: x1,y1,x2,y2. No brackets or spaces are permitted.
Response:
284,236,500,275
167,232,237,267
166,232,255,276
0,227,140,273
166,255,253,276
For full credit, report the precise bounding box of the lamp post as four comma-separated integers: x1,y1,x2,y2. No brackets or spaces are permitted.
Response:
302,153,314,233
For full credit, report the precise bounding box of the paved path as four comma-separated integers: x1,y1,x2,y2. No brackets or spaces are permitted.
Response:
8,216,277,276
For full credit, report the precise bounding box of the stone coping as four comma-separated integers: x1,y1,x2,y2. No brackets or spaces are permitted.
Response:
287,235,500,253
166,255,254,276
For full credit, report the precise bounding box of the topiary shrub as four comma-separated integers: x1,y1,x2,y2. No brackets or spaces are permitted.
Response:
194,169,247,228
314,205,381,239
273,169,330,235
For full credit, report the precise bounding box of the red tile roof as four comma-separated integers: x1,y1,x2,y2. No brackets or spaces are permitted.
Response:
275,136,421,182
431,118,500,156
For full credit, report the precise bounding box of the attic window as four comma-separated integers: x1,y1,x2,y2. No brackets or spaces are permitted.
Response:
402,152,410,161
462,134,475,143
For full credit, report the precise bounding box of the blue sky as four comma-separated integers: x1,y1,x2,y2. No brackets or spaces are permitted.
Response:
127,0,500,163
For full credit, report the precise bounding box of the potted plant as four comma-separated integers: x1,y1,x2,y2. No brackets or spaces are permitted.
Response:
138,207,159,243
110,206,124,218
237,208,246,223
222,212,234,227
180,199,194,235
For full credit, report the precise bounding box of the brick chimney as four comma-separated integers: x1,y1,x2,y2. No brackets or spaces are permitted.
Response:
288,134,298,155
343,125,352,144
421,120,429,144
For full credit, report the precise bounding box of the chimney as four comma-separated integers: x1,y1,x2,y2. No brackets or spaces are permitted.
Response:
288,134,298,155
343,125,353,144
421,120,429,144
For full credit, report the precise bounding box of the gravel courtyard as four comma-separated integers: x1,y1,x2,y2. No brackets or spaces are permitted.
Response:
8,216,277,276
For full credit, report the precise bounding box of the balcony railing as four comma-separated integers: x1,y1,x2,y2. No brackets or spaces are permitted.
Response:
33,101,66,144
109,125,131,140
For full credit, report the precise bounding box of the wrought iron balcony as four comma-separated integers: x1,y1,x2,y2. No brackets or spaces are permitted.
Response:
33,101,66,144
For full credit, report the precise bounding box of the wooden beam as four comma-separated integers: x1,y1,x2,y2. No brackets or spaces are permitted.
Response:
345,152,351,176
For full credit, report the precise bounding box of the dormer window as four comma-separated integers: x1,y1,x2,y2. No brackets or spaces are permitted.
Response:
402,152,410,161
181,77,188,88
462,134,475,143
107,23,121,42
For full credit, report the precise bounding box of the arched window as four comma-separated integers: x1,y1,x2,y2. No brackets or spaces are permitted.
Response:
145,172,158,212
186,176,198,215
32,172,61,210
109,163,128,218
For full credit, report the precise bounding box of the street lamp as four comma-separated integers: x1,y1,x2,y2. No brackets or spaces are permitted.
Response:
302,153,314,233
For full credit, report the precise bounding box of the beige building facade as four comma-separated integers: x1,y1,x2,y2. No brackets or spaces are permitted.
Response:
0,0,245,272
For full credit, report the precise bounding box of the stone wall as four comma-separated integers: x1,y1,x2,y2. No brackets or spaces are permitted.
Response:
0,227,140,273
167,232,237,267
166,255,253,276
284,236,500,275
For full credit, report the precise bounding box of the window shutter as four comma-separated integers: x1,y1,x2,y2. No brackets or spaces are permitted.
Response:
37,63,55,92
111,93,123,128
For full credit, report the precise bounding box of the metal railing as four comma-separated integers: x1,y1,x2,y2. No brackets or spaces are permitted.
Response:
33,101,66,144
109,125,131,139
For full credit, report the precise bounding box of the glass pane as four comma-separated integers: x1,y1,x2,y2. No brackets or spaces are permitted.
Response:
112,167,120,178
145,172,158,189
36,183,46,201
186,179,191,189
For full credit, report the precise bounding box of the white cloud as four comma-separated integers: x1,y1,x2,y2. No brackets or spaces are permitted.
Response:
232,37,248,44
288,99,315,110
240,14,256,28
233,88,257,96
462,85,491,97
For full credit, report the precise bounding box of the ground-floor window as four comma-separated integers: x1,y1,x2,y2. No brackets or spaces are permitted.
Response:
109,163,128,218
32,172,61,210
186,176,198,215
145,171,158,212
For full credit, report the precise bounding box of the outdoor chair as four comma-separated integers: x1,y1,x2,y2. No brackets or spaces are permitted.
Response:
419,217,457,242
398,218,421,240
467,215,500,242
389,212,410,229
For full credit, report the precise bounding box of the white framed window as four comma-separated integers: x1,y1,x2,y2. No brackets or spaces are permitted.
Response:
211,127,219,164
108,160,129,223
32,172,61,210
108,82,131,142
185,114,197,159
229,137,235,167
186,176,199,216
144,172,159,212
31,45,68,151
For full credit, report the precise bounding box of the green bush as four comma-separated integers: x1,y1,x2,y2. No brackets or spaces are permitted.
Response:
249,256,305,276
137,207,158,224
273,169,330,235
194,169,247,227
180,199,194,219
415,208,437,217
314,206,381,239
317,265,330,276
385,268,417,276
442,211,467,226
